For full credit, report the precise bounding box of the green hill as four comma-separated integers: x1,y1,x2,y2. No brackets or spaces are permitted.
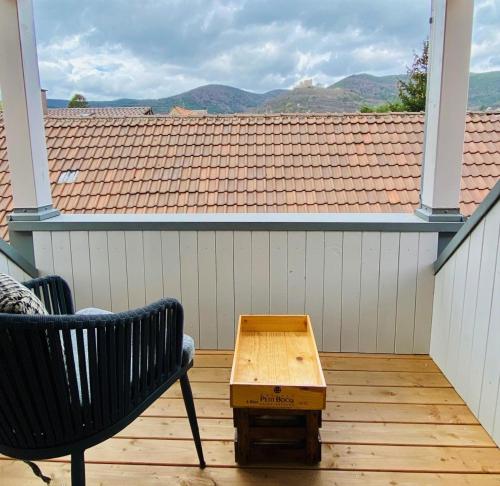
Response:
468,72,500,109
48,85,286,114
46,71,500,114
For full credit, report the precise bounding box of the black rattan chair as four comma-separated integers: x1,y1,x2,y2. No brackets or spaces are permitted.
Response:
0,275,205,485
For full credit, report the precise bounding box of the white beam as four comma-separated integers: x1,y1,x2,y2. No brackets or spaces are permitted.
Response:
0,0,57,219
418,0,474,222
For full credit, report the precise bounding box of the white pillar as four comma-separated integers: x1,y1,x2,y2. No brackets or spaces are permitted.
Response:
0,0,58,220
417,0,474,222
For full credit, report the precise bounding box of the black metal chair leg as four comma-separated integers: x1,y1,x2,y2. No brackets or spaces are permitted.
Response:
71,451,86,486
180,372,206,468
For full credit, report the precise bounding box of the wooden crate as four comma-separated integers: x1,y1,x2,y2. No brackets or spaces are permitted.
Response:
233,408,322,464
230,315,326,464
230,315,327,410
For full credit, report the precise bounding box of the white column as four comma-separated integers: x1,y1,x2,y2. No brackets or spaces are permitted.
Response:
0,0,58,220
417,0,474,222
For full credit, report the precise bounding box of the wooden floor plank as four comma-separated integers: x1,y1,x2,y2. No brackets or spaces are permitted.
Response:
195,354,439,372
145,398,479,424
4,461,500,486
322,444,500,473
189,367,451,387
7,440,499,473
118,416,496,447
165,382,463,404
1,351,498,486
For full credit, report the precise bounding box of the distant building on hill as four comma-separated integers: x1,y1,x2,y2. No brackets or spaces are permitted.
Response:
170,106,208,116
296,79,314,89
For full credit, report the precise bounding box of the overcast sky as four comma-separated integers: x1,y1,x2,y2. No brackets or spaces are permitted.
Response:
29,0,500,100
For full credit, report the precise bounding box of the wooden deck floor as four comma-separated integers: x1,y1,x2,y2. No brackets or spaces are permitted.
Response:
2,351,500,485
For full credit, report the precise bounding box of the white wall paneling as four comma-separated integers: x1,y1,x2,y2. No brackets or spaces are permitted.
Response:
0,252,31,282
431,199,500,446
33,229,438,354
215,231,235,349
376,233,400,353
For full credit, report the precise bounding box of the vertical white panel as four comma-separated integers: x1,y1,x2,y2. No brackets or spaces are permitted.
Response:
125,231,146,309
445,240,470,384
479,229,500,432
377,233,399,353
251,231,270,313
6,260,26,282
0,253,9,273
107,231,129,312
341,232,361,352
51,232,75,300
161,231,182,300
198,231,217,348
456,221,485,397
468,203,500,413
359,232,381,353
430,255,456,370
270,232,288,313
143,232,164,302
33,231,54,275
323,232,343,351
413,232,439,353
88,232,111,310
494,393,500,446
216,231,235,349
234,231,252,324
180,231,200,342
69,231,93,310
305,232,325,350
394,233,419,353
287,231,306,314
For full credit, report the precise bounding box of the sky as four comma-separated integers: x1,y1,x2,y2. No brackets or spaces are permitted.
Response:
27,0,500,100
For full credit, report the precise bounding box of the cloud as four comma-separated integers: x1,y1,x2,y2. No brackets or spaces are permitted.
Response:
30,0,500,100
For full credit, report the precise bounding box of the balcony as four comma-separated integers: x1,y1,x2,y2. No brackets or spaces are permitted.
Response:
0,184,499,484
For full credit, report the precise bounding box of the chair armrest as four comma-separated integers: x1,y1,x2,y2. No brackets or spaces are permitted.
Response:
22,275,75,315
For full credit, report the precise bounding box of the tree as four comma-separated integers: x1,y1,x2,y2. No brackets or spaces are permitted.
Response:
360,100,405,113
398,40,428,112
68,94,89,108
359,41,428,113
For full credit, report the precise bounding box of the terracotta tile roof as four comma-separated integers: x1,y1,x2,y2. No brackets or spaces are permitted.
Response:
47,106,153,117
169,106,208,116
0,112,499,239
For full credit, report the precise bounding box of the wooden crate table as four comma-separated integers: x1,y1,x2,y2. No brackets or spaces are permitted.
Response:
230,315,326,464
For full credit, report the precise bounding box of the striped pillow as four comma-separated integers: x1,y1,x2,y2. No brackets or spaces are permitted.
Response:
0,273,48,315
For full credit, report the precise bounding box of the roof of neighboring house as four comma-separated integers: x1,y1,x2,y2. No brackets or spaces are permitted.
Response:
169,106,209,116
0,112,499,239
47,106,153,117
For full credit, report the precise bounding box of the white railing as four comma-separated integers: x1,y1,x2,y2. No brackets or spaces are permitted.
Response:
10,213,455,354
431,182,500,446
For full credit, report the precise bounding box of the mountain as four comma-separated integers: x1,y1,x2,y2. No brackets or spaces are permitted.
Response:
468,72,500,109
48,84,286,114
257,74,404,114
330,74,404,103
46,71,500,114
256,87,367,113
260,71,500,113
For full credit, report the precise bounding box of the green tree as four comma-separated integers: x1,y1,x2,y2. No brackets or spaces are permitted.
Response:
68,93,89,108
398,40,428,112
359,41,428,113
360,100,405,113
